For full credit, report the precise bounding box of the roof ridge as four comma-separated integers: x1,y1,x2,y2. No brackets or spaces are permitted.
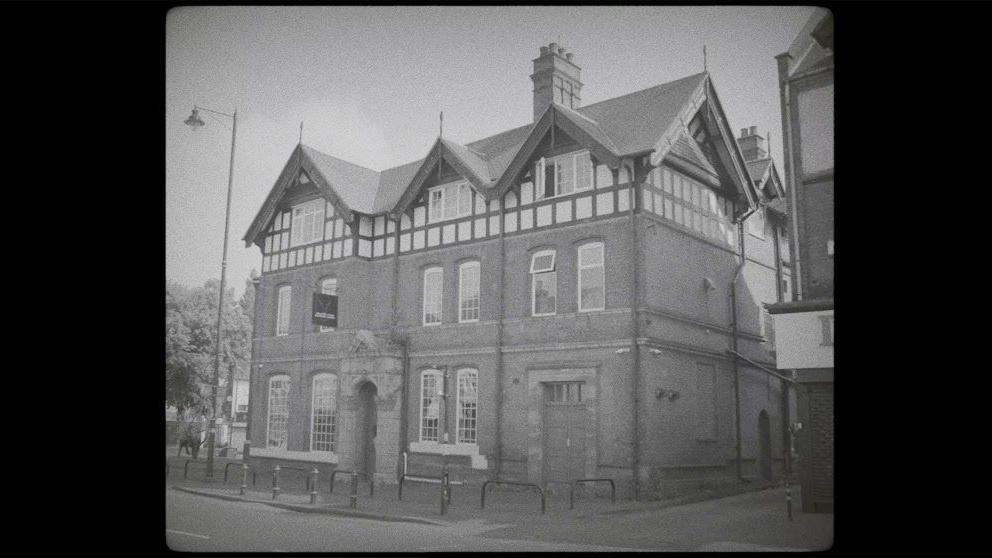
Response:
301,143,381,176
578,72,708,113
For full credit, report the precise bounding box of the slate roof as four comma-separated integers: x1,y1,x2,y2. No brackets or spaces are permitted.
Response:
262,72,710,220
745,158,772,184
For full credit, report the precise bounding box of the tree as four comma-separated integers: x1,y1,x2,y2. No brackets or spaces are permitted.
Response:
165,278,253,425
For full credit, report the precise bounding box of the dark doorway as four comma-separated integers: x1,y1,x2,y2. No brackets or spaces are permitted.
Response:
758,410,772,481
355,381,378,476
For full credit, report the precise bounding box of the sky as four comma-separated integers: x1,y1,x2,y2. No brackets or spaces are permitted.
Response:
166,5,815,297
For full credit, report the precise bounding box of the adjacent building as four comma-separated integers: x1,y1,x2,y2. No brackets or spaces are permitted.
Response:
242,42,792,499
768,8,834,513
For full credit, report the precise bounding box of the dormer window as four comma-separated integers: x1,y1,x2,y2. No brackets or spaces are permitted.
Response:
291,198,325,247
428,181,472,223
535,150,592,200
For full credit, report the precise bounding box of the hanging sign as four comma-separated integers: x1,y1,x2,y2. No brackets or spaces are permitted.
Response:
312,293,338,328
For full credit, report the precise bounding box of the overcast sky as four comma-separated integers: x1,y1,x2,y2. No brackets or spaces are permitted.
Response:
166,5,814,297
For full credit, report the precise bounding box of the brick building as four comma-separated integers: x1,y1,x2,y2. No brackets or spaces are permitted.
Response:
767,8,834,513
242,42,791,500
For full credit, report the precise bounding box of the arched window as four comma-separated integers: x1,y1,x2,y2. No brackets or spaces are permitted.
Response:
420,370,442,442
577,242,605,311
319,278,338,332
456,369,478,444
310,373,338,452
267,375,291,449
423,267,443,326
530,249,557,316
459,261,480,323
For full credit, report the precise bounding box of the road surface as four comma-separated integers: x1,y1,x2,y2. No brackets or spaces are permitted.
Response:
166,488,643,552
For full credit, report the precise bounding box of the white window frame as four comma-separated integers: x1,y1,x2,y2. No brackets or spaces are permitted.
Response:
266,375,291,449
428,181,472,223
291,198,325,247
456,369,478,445
535,151,591,201
318,278,338,332
309,373,338,453
419,370,443,443
458,261,481,323
422,267,443,326
530,249,557,317
276,285,292,336
577,242,605,312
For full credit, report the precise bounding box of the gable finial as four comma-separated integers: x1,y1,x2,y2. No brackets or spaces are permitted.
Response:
703,45,707,72
439,111,443,138
767,130,772,160
299,121,304,144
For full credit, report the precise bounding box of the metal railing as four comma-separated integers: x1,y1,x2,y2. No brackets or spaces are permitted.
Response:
480,480,546,515
223,462,257,486
569,478,616,509
277,465,314,491
398,473,464,502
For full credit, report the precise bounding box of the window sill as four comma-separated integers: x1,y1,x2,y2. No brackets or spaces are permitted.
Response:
250,447,339,464
408,441,488,469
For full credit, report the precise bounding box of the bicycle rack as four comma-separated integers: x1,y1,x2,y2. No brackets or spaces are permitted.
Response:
570,478,616,509
480,480,546,515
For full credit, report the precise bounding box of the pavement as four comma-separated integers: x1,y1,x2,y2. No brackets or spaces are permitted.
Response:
166,449,833,551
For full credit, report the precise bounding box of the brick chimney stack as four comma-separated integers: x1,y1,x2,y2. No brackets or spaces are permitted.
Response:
736,126,768,161
531,42,583,122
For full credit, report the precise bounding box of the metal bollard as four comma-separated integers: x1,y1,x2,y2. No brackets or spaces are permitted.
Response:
272,464,281,500
440,468,449,516
786,479,793,522
349,472,358,509
310,467,319,505
240,463,249,496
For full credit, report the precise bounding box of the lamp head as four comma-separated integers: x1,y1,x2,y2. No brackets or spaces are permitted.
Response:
184,108,205,130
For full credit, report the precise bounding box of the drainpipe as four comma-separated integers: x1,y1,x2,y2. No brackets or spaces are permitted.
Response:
495,193,506,479
626,158,641,500
771,221,792,476
244,274,261,459
391,215,408,479
777,54,803,301
729,216,747,481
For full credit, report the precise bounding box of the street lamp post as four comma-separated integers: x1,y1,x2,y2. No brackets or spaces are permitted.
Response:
185,105,238,479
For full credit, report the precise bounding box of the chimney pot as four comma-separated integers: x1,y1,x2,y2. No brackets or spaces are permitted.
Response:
749,125,758,136
540,46,549,55
549,42,558,53
741,128,748,138
565,52,573,62
558,46,565,55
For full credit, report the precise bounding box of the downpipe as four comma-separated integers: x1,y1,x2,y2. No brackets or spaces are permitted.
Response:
729,210,751,482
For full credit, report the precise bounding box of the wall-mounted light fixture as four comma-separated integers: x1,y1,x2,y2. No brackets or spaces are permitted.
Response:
656,388,679,401
649,348,662,356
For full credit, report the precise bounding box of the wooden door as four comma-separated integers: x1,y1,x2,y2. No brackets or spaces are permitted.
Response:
543,382,587,483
